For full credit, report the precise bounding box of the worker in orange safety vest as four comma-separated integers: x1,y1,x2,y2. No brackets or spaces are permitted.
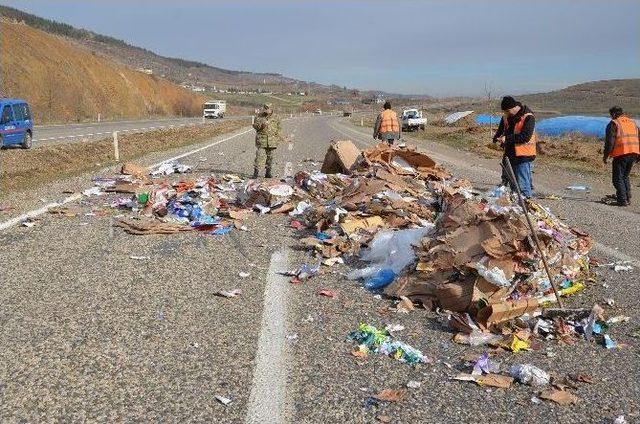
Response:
493,96,537,198
603,106,640,206
374,101,401,146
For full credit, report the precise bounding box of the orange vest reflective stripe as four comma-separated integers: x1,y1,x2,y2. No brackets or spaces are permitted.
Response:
379,109,399,133
503,112,536,157
610,116,640,158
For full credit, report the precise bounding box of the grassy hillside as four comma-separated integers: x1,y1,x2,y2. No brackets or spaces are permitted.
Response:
0,20,205,123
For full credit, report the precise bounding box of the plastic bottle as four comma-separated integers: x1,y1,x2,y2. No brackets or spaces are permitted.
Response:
364,269,396,291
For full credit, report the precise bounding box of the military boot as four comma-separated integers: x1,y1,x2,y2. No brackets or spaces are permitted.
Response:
252,169,259,179
265,168,273,178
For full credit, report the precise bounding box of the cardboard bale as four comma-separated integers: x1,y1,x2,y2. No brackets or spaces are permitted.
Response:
321,140,362,174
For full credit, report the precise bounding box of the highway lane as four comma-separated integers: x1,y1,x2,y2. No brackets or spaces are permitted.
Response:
0,116,638,423
32,116,250,146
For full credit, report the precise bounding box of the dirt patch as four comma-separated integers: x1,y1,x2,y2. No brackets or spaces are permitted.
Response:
0,120,248,194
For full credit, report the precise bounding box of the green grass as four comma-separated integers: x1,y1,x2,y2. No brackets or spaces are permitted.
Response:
204,92,321,113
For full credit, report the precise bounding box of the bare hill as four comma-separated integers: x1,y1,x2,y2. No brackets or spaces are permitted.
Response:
0,5,346,95
0,19,205,123
519,79,640,116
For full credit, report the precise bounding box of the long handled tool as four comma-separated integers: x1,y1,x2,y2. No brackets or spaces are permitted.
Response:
502,156,564,308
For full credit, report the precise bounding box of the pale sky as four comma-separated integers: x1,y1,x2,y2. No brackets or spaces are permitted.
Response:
2,0,639,96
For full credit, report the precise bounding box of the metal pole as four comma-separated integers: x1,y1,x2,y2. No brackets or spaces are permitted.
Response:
503,156,564,308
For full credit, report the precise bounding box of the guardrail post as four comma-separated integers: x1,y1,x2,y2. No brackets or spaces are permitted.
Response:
97,113,101,123
360,117,364,127
112,131,120,162
251,115,255,125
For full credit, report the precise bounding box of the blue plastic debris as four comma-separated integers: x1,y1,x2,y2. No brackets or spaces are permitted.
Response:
364,269,396,291
211,227,232,236
314,231,331,241
603,335,617,349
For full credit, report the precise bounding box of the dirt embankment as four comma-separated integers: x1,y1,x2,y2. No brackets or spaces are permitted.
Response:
0,20,205,124
0,120,248,194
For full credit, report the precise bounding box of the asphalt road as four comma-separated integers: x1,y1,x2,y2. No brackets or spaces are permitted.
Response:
32,116,248,146
0,116,638,423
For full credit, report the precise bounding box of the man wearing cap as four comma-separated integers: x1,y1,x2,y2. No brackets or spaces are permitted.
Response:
253,103,283,178
493,96,537,198
374,101,401,146
603,106,640,206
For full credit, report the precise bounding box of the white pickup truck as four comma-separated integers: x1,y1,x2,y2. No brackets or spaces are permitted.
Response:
401,109,427,131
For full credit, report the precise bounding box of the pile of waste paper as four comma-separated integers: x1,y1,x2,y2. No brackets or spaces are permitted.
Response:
71,139,624,352
291,140,625,351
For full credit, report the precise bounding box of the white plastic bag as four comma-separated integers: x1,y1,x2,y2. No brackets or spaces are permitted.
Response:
347,226,433,280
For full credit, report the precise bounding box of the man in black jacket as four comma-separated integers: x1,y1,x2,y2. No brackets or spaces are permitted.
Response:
493,96,537,198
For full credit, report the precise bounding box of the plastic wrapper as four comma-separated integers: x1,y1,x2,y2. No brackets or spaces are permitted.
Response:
510,364,550,386
347,227,434,281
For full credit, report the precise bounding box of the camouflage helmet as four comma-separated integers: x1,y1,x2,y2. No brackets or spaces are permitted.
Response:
263,103,273,115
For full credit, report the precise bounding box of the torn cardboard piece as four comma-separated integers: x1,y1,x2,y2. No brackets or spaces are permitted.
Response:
321,140,362,174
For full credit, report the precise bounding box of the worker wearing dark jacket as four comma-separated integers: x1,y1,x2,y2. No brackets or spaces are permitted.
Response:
603,106,640,206
493,96,537,198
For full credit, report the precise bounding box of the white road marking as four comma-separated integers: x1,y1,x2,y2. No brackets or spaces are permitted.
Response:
0,194,83,231
245,249,291,424
150,129,253,168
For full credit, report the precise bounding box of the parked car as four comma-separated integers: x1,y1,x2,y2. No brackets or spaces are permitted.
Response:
0,99,33,149
314,109,323,115
401,108,427,132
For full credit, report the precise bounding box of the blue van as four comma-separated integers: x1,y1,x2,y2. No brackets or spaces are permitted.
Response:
0,99,33,149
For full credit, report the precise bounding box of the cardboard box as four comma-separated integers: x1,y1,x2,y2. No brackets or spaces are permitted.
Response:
321,140,361,174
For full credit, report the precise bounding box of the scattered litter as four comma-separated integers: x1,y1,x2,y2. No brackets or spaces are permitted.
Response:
384,324,405,334
614,416,628,424
510,364,550,387
347,323,429,365
239,272,251,278
539,388,579,406
215,289,242,298
372,389,407,403
322,257,344,267
565,185,591,192
215,395,232,406
129,255,150,260
406,380,421,389
317,289,337,298
614,264,633,272
151,162,192,176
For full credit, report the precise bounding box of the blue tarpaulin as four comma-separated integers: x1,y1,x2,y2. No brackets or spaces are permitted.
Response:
477,114,640,139
535,116,612,138
475,114,501,125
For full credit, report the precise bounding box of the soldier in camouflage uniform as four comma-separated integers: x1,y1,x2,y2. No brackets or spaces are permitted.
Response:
252,103,283,178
